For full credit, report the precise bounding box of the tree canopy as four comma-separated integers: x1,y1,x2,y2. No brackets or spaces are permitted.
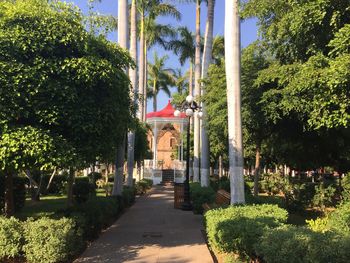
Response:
0,0,134,172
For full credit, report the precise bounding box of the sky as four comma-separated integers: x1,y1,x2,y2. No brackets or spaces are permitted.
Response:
68,0,259,113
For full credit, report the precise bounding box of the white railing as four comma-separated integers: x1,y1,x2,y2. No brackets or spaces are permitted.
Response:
173,160,186,183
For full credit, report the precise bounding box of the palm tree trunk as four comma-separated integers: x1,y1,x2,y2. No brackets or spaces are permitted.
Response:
200,0,215,187
225,0,245,204
153,80,157,112
193,0,201,183
113,0,129,196
126,0,138,187
144,42,148,119
189,62,193,96
138,9,145,121
253,146,261,197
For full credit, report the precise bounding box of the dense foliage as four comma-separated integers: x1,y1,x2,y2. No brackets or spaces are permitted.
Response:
190,182,216,214
205,204,288,259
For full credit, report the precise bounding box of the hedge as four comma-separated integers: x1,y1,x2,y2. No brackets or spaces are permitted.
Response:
72,177,96,203
23,217,83,263
0,217,24,260
255,225,350,263
190,182,216,214
135,179,153,195
205,204,288,258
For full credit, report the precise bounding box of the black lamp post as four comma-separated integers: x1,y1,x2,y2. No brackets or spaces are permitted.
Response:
174,95,203,211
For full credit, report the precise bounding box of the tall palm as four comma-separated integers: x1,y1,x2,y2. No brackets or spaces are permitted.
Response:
173,68,188,95
113,0,129,196
212,35,225,64
225,0,245,204
193,0,202,183
167,27,195,95
126,0,138,187
147,52,174,112
200,0,215,187
137,0,181,120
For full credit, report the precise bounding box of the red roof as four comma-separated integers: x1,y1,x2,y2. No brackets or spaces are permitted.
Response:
146,100,186,119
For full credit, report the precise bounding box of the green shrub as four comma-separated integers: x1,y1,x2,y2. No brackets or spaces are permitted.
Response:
312,183,336,211
256,224,350,263
61,197,120,240
190,182,215,214
0,217,24,260
341,173,350,201
135,179,152,195
72,177,96,203
23,217,83,263
122,186,136,207
327,201,350,234
255,225,310,263
0,175,27,213
205,204,288,258
87,172,102,186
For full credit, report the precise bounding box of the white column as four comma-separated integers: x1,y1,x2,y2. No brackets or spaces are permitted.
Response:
181,122,184,162
153,121,158,170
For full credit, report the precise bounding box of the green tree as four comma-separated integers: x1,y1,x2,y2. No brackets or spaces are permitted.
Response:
147,52,175,112
0,0,133,213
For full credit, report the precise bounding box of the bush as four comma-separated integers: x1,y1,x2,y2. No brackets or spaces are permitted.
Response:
72,177,96,203
122,186,136,207
0,217,24,260
0,175,27,214
190,182,215,214
23,217,83,263
135,179,152,195
61,197,120,240
341,173,350,201
256,224,350,263
312,183,336,211
327,201,350,234
87,172,102,187
205,204,288,258
255,225,310,263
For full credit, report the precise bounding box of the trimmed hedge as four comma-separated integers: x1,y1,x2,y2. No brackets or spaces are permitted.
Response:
190,182,216,214
255,225,350,263
0,217,24,260
122,186,136,207
61,196,121,240
23,217,83,263
205,204,288,258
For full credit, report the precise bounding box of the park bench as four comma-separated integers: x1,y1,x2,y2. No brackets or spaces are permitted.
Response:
202,189,230,212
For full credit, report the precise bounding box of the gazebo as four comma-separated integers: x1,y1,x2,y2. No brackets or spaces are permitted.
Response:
144,100,188,184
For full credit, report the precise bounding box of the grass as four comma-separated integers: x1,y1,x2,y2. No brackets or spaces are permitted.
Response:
16,194,67,220
16,188,109,220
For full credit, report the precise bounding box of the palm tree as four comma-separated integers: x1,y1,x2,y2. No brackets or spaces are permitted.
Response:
167,27,195,96
147,52,174,112
112,0,129,196
126,0,138,187
212,35,225,64
200,0,215,187
173,68,188,95
193,0,202,183
137,0,181,121
225,0,245,204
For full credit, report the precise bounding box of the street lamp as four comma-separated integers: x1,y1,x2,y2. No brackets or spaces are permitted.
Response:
174,95,203,211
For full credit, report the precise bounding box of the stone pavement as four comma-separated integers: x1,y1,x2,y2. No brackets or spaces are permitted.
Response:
75,185,213,263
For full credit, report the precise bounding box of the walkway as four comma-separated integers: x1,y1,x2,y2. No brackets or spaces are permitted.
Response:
76,185,213,263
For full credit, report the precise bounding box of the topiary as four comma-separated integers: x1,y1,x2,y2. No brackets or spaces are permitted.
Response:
72,177,95,203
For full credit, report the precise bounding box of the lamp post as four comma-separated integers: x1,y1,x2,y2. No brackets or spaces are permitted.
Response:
174,95,203,211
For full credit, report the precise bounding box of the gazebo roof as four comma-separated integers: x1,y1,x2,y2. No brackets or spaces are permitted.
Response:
146,100,186,119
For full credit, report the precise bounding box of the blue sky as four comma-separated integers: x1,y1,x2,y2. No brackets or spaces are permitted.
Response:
68,0,258,112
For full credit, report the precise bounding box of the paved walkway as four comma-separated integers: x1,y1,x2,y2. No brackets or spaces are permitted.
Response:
76,185,213,263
